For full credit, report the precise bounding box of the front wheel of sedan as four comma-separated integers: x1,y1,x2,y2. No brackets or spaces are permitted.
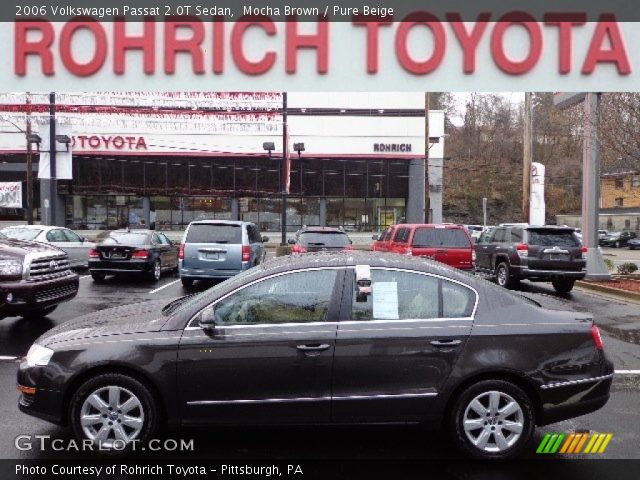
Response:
450,380,535,460
70,374,159,454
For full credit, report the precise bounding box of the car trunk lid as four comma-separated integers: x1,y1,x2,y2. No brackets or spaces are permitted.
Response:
525,228,585,271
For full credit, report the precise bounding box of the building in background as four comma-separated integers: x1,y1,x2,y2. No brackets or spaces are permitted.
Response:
0,92,445,231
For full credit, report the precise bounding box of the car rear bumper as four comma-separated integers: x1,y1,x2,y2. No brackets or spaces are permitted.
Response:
179,262,251,279
0,275,79,315
89,259,154,273
513,266,587,281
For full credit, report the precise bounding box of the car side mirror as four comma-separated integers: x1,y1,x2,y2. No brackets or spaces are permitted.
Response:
262,236,269,243
287,238,295,245
198,307,216,332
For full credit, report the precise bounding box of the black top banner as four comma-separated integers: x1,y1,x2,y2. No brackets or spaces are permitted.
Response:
6,0,640,22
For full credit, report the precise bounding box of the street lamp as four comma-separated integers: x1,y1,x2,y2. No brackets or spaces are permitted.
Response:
262,142,275,158
55,134,71,152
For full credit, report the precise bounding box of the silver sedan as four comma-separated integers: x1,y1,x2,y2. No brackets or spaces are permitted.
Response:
0,225,95,269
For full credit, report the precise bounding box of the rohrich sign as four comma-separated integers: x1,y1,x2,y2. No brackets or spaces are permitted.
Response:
4,16,639,91
0,182,22,208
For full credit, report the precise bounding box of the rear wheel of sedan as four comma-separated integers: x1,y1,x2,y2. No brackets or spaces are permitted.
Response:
552,278,575,294
495,262,515,289
70,373,158,454
91,272,106,283
450,380,534,460
148,260,161,282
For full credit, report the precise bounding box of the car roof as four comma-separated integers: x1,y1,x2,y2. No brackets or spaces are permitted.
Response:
391,223,465,229
188,220,249,226
110,229,153,234
298,227,346,233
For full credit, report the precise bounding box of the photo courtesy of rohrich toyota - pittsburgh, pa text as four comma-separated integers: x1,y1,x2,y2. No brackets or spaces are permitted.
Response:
0,1,640,479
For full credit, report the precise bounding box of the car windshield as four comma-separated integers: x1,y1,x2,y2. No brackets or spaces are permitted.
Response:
186,224,242,244
608,232,622,238
102,232,149,245
412,228,470,248
1,228,41,241
527,229,579,247
299,232,350,247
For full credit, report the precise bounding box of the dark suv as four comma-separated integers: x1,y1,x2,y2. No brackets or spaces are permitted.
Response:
475,225,586,293
0,236,79,320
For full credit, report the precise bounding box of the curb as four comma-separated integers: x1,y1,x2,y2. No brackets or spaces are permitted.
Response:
576,280,640,302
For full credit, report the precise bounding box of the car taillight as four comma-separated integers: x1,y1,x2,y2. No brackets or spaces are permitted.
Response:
345,245,354,251
242,245,251,262
591,325,604,350
291,244,307,254
581,246,588,259
132,250,150,259
89,249,99,258
405,247,413,256
516,243,529,257
178,243,185,260
472,250,477,262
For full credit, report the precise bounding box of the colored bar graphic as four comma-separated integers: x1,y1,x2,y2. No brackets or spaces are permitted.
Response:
537,432,613,455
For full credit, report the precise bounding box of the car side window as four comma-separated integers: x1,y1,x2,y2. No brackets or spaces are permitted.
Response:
493,228,506,243
46,229,68,242
510,228,524,243
157,233,171,245
442,280,475,318
151,233,160,245
478,229,493,244
352,269,440,321
63,230,82,243
212,270,339,326
393,227,409,243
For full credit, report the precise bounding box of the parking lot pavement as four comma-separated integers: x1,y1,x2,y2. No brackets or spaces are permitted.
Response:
0,267,639,459
601,246,640,268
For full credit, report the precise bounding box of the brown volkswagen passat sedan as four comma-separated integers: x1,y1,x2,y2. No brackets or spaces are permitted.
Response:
17,252,613,459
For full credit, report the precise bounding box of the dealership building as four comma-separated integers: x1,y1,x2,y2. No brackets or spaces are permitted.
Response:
0,92,444,232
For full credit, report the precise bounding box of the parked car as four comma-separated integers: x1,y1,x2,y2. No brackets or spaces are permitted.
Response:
0,225,95,269
88,230,178,283
288,227,353,253
179,221,267,287
0,236,78,320
387,224,475,271
599,231,638,248
371,225,399,252
475,225,586,293
17,251,613,459
627,237,640,250
598,230,609,240
465,225,485,242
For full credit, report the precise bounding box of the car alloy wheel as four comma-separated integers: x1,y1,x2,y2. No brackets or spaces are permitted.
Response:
149,260,161,281
495,262,512,288
450,380,534,459
462,391,524,453
79,385,144,449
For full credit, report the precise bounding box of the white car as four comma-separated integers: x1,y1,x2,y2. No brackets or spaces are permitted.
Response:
0,225,95,269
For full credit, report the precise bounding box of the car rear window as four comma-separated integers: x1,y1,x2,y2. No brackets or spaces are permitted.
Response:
527,229,579,247
102,232,150,245
412,228,471,248
1,228,41,241
186,224,242,244
299,232,350,247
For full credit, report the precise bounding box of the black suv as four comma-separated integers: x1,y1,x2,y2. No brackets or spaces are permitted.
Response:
475,225,586,293
0,236,79,320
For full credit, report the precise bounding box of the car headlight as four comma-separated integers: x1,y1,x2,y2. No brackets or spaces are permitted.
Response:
25,344,54,367
0,259,22,276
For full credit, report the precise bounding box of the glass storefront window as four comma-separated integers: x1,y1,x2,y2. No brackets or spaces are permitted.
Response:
327,198,344,226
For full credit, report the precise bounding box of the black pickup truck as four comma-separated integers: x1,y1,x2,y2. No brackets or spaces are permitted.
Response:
0,234,79,320
474,225,586,293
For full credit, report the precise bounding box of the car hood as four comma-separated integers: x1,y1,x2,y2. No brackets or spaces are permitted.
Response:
35,299,171,347
0,238,61,259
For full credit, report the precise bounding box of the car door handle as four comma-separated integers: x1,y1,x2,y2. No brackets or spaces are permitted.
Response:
296,344,331,352
430,339,462,347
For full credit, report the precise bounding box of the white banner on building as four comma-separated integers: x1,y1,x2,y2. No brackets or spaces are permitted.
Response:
0,182,22,208
530,162,546,226
38,123,73,180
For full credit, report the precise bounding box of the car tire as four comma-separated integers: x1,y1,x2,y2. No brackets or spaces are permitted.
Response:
181,278,194,288
449,379,535,460
21,306,57,320
495,262,514,289
69,373,159,455
148,260,161,282
552,278,575,294
91,272,106,283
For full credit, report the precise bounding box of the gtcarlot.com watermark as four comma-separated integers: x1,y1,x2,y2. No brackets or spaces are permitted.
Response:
15,435,194,452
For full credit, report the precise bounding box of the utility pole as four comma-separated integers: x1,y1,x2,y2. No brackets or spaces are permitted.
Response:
48,92,57,226
280,92,287,245
25,93,33,224
425,92,430,223
523,92,532,223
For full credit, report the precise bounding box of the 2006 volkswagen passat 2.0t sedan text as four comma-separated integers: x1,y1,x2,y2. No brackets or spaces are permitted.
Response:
17,252,613,459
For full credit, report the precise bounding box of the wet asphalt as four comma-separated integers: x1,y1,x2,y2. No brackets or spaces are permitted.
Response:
0,260,639,460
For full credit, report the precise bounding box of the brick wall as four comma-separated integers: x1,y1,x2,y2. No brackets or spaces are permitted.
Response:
601,175,640,209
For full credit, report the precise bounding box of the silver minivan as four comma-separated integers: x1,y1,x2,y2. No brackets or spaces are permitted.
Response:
178,221,268,287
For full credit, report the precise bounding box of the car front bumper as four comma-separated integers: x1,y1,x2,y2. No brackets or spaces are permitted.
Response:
0,274,79,316
17,362,66,425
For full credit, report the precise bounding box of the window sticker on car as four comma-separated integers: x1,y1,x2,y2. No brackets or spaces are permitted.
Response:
372,282,399,320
